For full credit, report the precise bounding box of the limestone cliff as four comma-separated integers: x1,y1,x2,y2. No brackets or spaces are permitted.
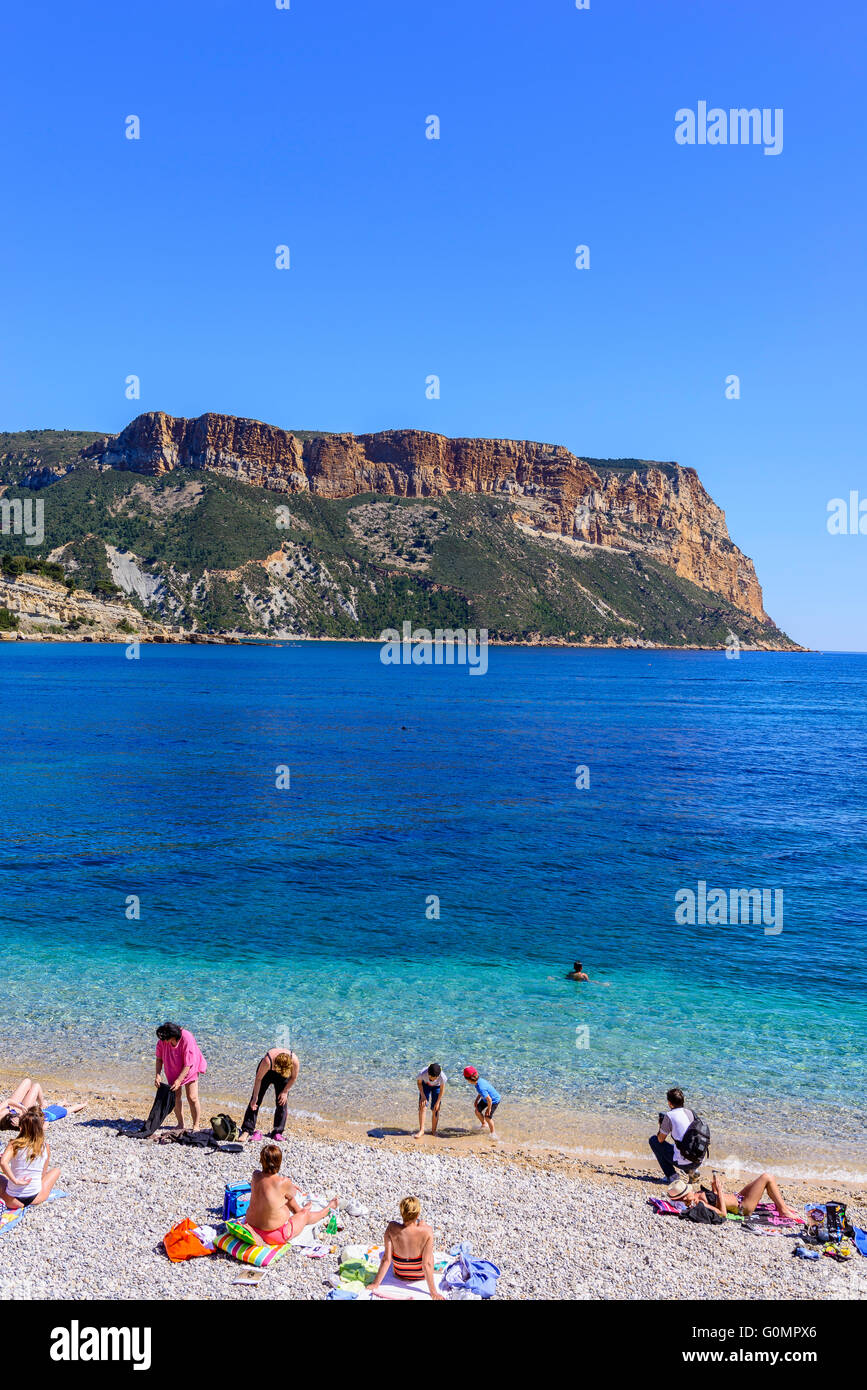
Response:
84,412,768,621
0,570,174,642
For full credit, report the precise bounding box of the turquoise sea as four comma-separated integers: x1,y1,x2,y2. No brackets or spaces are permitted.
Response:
1,644,865,1176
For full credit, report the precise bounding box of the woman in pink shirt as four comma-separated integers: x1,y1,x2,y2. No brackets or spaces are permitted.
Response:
154,1022,207,1135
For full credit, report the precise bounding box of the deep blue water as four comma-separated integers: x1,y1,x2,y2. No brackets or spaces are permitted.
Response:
1,644,865,1155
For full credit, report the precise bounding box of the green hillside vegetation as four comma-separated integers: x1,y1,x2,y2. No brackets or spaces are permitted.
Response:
0,429,796,646
0,429,105,482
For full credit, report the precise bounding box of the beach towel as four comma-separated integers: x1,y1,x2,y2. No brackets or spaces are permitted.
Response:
0,1206,25,1235
287,1193,334,1246
326,1249,451,1300
370,1259,451,1301
336,1253,379,1288
647,1197,687,1215
743,1220,803,1236
751,1203,804,1227
214,1231,292,1268
0,1188,68,1236
442,1242,501,1298
742,1204,804,1236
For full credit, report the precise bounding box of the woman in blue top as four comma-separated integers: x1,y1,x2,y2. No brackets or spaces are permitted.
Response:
463,1066,500,1139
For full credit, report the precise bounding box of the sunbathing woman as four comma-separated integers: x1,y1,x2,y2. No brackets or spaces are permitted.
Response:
0,1107,61,1210
243,1143,337,1246
679,1170,801,1221
368,1196,444,1300
0,1079,86,1131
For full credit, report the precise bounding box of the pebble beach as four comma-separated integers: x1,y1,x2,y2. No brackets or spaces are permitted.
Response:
2,1101,864,1302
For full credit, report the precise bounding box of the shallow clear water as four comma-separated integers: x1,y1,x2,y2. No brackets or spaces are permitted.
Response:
1,643,865,1168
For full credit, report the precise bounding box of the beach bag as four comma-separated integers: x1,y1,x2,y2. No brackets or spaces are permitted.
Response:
677,1114,711,1165
443,1242,501,1299
210,1113,239,1142
164,1218,213,1262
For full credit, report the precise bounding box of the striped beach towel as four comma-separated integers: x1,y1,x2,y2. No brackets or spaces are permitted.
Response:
214,1231,291,1267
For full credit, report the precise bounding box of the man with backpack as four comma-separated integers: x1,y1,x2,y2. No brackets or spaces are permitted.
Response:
649,1087,710,1184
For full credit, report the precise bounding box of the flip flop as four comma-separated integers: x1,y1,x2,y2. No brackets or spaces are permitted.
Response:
272,1133,284,1142
251,1131,263,1141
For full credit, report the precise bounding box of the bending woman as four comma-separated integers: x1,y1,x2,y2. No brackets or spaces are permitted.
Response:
369,1196,444,1300
0,1107,61,1210
241,1045,300,1141
154,1022,208,1134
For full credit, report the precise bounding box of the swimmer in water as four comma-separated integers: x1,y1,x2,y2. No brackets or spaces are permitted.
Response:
548,961,610,986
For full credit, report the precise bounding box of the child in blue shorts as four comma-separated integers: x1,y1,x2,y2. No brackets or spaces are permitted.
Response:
463,1066,501,1139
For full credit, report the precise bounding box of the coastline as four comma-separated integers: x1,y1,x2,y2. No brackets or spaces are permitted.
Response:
0,632,809,651
3,1064,864,1199
2,1072,863,1301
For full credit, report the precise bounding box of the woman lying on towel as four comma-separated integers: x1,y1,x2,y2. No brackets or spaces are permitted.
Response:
243,1143,338,1245
0,1107,61,1210
368,1196,444,1300
675,1170,800,1222
0,1078,86,1131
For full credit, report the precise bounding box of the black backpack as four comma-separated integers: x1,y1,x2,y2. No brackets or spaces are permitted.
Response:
677,1113,711,1165
210,1113,239,1142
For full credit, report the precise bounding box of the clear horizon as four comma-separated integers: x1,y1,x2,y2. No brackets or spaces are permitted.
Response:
2,0,864,648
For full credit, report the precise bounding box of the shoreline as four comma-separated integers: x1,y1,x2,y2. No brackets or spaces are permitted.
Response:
1,1082,864,1301
4,1065,864,1201
0,632,809,651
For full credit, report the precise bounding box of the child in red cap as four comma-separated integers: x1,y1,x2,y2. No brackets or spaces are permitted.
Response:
463,1067,501,1138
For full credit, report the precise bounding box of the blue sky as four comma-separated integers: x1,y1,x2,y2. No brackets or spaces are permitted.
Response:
1,1,864,648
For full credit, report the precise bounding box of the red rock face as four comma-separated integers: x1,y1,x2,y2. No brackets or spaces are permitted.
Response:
87,411,768,620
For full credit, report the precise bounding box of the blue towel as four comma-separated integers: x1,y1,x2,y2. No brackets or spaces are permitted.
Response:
853,1226,867,1257
0,1188,68,1236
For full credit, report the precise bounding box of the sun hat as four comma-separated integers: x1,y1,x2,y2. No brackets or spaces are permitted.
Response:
667,1177,690,1200
463,1066,478,1080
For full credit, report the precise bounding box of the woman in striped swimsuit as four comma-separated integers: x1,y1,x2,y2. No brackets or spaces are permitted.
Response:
369,1196,444,1300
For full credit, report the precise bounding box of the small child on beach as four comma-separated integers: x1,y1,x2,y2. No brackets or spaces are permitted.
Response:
463,1066,501,1139
414,1063,446,1139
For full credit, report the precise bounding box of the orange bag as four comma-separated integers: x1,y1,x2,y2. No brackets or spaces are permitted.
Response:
164,1217,213,1262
